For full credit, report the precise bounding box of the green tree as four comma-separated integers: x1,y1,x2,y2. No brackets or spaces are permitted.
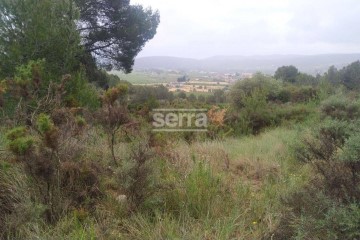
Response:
0,0,81,78
295,73,317,86
229,73,281,109
274,65,299,83
326,65,341,85
0,0,160,87
75,0,160,73
340,61,360,90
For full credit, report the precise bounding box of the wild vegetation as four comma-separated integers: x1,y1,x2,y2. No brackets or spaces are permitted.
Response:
0,1,360,240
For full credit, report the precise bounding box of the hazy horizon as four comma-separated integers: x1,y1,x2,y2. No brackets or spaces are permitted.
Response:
136,53,360,60
131,0,360,59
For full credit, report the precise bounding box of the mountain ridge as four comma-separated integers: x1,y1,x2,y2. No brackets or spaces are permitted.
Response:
134,54,360,74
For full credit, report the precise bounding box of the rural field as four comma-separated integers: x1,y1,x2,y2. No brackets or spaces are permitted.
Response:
111,71,179,85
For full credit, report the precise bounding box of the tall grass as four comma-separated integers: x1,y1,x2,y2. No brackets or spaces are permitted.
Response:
0,125,313,239
108,127,312,239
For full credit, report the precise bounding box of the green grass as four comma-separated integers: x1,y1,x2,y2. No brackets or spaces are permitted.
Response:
0,128,8,162
1,124,313,239
111,71,181,85
0,128,6,149
102,127,312,239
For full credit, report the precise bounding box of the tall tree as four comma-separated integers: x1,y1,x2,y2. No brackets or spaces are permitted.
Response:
0,0,81,78
340,61,360,90
0,0,160,83
75,0,160,73
327,65,341,85
274,65,299,83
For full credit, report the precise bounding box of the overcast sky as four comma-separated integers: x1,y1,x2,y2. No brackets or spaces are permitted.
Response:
131,0,360,59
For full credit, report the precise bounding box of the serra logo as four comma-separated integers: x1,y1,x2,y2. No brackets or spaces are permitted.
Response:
152,109,208,132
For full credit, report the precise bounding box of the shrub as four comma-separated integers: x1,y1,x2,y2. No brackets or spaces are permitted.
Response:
229,88,272,135
340,133,360,163
65,70,101,110
8,137,35,156
228,99,314,136
37,113,54,134
320,94,360,121
6,127,35,156
60,161,102,208
276,85,318,103
5,127,27,141
295,120,352,163
116,137,156,209
229,73,281,109
277,89,291,103
96,85,130,165
273,186,360,239
273,104,313,123
103,84,128,105
289,86,318,103
294,119,360,201
324,203,360,239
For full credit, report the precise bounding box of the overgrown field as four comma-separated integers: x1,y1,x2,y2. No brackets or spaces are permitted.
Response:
1,1,359,239
1,61,360,239
1,126,312,239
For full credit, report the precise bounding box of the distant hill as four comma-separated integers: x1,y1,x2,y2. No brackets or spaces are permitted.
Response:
134,54,360,74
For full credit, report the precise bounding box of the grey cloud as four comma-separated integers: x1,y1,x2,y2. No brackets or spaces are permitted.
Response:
132,0,360,58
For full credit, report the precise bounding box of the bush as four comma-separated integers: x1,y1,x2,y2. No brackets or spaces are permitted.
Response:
37,113,54,134
60,161,102,208
272,115,360,240
65,70,101,110
229,73,281,109
276,85,318,103
6,127,35,156
273,186,360,239
289,86,318,103
8,137,35,156
273,104,313,123
1,61,44,119
5,127,27,141
116,137,156,209
340,133,360,163
294,119,360,201
294,120,351,163
228,100,314,136
320,94,360,121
